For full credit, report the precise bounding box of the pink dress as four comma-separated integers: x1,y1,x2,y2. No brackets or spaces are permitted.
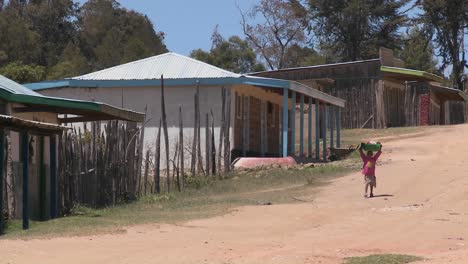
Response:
359,150,382,176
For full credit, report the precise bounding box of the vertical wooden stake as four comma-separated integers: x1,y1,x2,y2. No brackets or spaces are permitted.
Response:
299,94,304,157
143,150,150,195
210,110,216,176
21,132,29,230
315,99,320,160
191,85,199,176
0,129,4,235
154,119,162,194
224,89,231,172
308,97,312,158
205,113,210,176
39,136,46,221
179,106,184,189
218,88,225,173
322,104,327,161
161,75,170,192
337,107,341,148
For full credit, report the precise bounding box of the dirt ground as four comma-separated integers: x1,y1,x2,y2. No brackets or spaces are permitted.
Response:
2,125,468,264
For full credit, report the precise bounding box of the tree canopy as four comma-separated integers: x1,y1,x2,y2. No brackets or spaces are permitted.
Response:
190,27,265,73
0,0,167,83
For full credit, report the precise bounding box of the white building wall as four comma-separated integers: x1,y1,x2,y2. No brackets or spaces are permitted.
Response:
38,85,235,167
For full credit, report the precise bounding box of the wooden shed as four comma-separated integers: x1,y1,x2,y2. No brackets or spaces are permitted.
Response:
253,48,467,129
0,75,144,234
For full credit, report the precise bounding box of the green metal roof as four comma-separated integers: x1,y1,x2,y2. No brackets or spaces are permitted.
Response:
0,75,144,122
380,66,445,83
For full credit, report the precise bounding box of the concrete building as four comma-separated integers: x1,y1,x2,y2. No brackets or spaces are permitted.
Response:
25,52,345,160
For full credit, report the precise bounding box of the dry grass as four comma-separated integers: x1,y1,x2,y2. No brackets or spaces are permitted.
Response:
344,254,423,264
3,162,358,239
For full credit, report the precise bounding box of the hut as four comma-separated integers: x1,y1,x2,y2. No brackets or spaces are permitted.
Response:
25,52,345,161
0,75,144,233
252,48,467,129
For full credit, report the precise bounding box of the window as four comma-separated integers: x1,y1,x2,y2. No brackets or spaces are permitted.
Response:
236,93,242,119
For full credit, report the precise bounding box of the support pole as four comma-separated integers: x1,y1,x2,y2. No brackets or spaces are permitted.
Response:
282,88,289,157
308,97,312,158
50,135,57,219
299,94,304,157
315,99,320,160
21,132,29,230
330,106,335,149
39,136,46,221
260,100,265,157
322,105,327,161
337,107,341,148
0,130,4,235
290,91,296,156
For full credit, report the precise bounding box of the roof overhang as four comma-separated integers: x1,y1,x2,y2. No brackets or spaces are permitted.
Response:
428,82,467,102
0,114,68,135
381,66,445,83
0,90,145,123
25,76,346,108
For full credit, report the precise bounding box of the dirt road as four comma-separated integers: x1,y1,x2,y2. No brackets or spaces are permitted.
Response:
2,125,468,264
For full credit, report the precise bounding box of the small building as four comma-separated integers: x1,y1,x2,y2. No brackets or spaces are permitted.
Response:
25,53,345,160
252,48,467,128
0,75,144,233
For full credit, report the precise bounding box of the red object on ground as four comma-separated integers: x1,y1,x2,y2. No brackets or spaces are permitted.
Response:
233,157,296,169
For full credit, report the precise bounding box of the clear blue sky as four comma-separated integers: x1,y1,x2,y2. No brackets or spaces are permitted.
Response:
77,0,259,55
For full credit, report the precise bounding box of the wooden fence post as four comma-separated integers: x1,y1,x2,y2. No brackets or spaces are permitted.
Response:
179,106,184,189
154,119,161,194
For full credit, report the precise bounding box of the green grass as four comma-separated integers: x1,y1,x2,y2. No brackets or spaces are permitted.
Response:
344,254,423,264
3,161,359,239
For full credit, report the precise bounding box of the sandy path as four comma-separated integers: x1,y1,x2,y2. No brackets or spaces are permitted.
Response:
2,125,468,264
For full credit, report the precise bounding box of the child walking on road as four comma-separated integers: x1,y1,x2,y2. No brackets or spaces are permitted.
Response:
359,143,382,198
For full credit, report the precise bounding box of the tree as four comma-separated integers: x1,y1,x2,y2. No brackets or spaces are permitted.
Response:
308,0,409,62
240,0,308,70
190,28,265,73
283,44,327,68
399,27,439,74
47,41,89,79
417,0,468,89
0,61,46,83
77,0,167,70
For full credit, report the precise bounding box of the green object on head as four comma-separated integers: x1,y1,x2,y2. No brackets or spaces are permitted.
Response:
361,143,381,152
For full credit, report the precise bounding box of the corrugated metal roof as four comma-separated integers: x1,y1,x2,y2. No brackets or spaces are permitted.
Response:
73,52,241,80
0,75,43,96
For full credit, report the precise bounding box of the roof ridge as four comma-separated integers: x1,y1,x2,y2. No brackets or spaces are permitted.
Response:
72,52,176,80
73,52,240,80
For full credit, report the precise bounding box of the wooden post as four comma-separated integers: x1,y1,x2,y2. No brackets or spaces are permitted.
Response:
21,132,29,230
308,97,312,158
336,107,341,148
322,104,327,161
210,110,216,176
299,94,304,157
260,100,265,157
330,106,335,149
315,99,320,160
39,136,46,221
49,134,57,219
154,119,161,194
0,129,4,235
205,113,210,176
143,150,150,194
179,106,184,188
224,89,231,172
192,83,200,176
161,75,170,192
218,88,225,174
290,91,296,156
282,88,289,157
242,95,249,157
